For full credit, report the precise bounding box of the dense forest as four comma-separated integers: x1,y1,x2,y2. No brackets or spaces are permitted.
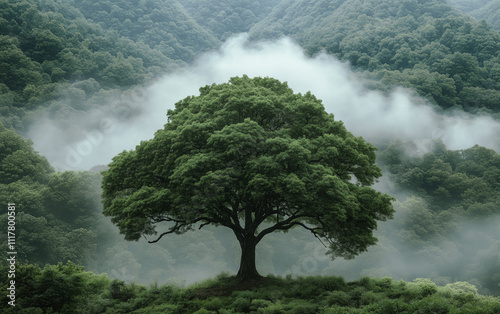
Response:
178,0,281,40
1,0,500,312
0,0,217,131
449,0,500,30
250,0,500,113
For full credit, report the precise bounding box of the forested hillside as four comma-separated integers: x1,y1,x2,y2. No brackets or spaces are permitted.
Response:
178,0,281,40
72,0,219,60
1,0,500,311
250,0,500,113
374,143,500,294
3,0,500,133
449,0,500,30
0,0,218,131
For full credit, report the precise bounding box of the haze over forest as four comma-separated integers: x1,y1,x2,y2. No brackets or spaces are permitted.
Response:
1,0,500,311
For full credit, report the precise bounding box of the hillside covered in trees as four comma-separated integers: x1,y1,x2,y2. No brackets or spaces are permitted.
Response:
1,0,500,312
0,0,218,131
449,0,500,30
2,0,500,132
249,0,500,113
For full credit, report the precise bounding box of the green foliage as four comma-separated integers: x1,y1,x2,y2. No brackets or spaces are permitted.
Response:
0,124,52,184
372,141,500,295
2,0,500,305
2,272,497,312
0,0,209,130
379,141,500,211
402,278,438,301
42,171,102,225
178,0,281,40
250,0,500,112
326,290,351,306
101,76,394,280
0,124,101,267
450,0,500,30
73,0,219,61
0,262,110,312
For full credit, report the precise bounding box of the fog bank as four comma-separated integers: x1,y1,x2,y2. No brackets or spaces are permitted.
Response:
29,34,500,170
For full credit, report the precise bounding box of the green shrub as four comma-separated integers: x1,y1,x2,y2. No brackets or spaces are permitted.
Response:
324,305,362,313
78,295,111,313
286,300,320,313
202,297,225,311
403,278,438,301
143,284,181,305
357,277,377,291
360,291,380,306
312,276,347,292
373,277,393,291
348,287,368,307
231,296,252,312
407,294,452,313
326,291,351,306
362,298,410,313
232,290,258,300
251,299,274,310
439,281,479,305
385,280,408,299
194,309,217,314
459,296,500,313
292,277,331,299
132,304,180,313
256,302,286,314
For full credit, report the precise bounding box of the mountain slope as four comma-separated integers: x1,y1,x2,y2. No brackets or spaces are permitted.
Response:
471,1,500,30
178,0,281,40
449,0,500,30
0,0,219,131
250,0,500,113
448,0,492,13
72,0,220,61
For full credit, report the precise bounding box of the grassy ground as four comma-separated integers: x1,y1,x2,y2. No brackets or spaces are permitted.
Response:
4,263,500,313
103,274,500,313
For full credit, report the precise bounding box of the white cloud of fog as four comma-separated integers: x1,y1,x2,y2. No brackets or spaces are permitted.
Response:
29,34,500,171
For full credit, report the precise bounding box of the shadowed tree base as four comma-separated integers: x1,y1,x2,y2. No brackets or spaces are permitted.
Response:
236,236,262,282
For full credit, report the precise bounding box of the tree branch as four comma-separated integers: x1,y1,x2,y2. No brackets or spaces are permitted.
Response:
198,221,211,229
146,222,185,243
288,221,327,248
146,216,214,243
255,212,309,244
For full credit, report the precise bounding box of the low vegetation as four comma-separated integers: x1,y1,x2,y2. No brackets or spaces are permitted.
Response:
1,262,499,313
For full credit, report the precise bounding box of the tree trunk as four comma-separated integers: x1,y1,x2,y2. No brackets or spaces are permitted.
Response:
236,236,262,281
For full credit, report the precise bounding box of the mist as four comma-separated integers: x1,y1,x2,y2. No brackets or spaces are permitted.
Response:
29,34,500,171
25,34,500,292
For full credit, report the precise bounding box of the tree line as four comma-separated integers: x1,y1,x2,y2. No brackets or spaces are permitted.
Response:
249,0,500,114
3,0,500,133
0,0,215,131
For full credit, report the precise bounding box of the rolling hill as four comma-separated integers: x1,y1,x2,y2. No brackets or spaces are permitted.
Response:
250,0,500,113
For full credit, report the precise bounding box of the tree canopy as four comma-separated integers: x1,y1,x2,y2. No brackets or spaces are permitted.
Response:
249,0,500,113
450,0,500,30
101,76,394,280
0,0,215,131
178,0,281,40
0,123,102,267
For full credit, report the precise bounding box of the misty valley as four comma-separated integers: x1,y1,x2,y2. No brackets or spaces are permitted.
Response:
1,0,500,313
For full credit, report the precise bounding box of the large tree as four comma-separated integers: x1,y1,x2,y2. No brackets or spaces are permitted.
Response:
101,76,394,281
